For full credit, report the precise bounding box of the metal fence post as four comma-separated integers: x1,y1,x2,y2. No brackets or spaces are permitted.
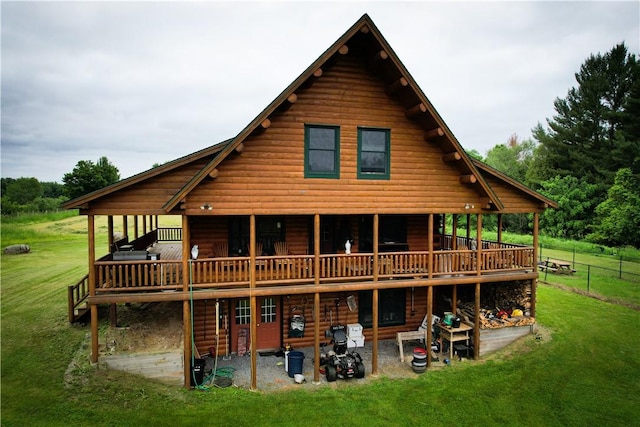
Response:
587,264,591,293
619,256,623,279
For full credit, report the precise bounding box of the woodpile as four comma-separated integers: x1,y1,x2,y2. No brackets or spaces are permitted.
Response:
457,302,536,330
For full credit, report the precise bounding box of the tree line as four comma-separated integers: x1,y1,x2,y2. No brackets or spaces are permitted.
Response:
480,43,639,248
2,44,638,248
1,156,120,215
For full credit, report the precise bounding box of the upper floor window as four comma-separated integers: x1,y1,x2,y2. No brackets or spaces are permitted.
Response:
358,127,390,179
304,125,340,178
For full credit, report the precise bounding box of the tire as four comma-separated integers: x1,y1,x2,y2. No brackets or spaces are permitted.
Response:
326,365,337,382
355,362,365,379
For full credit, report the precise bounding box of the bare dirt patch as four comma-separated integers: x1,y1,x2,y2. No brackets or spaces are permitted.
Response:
102,301,183,355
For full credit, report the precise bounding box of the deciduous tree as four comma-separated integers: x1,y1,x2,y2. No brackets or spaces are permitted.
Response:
63,156,120,199
588,168,640,248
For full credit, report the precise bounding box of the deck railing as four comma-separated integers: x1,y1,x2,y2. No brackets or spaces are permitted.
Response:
157,227,182,242
93,244,536,292
95,260,184,291
68,274,90,322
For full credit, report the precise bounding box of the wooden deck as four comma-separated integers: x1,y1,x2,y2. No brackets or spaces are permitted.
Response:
149,242,182,260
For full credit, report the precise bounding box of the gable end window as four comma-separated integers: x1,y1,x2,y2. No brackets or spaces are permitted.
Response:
358,127,390,179
304,125,340,178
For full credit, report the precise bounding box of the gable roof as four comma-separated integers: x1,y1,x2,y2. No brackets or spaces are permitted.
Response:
63,139,231,209
162,13,503,212
65,14,551,214
472,159,558,210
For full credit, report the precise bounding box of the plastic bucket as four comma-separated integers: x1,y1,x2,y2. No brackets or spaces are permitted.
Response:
287,351,305,378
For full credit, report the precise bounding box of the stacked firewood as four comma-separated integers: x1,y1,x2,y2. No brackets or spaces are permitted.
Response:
492,281,531,314
457,302,536,330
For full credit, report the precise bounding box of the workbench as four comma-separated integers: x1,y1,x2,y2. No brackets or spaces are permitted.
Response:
436,323,473,360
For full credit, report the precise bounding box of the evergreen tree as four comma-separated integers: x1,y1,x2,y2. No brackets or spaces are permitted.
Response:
530,43,639,192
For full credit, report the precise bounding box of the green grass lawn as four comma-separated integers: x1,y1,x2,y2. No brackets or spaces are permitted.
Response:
2,214,640,425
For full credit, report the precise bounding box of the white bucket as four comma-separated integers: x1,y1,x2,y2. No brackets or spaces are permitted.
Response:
294,374,305,384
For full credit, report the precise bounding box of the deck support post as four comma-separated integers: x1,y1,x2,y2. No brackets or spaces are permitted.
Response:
107,215,114,253
497,214,503,243
313,292,320,384
88,215,99,364
250,215,258,390
426,285,433,367
428,214,433,279
107,215,116,328
452,215,458,250
122,215,128,240
182,215,192,388
313,214,321,383
474,282,481,359
372,214,379,375
372,288,379,376
134,216,139,239
531,213,539,318
476,214,482,276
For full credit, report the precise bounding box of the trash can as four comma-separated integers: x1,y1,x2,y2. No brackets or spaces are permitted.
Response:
190,358,205,386
287,351,305,378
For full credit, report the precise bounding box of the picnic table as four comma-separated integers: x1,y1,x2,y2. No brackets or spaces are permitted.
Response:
538,259,576,275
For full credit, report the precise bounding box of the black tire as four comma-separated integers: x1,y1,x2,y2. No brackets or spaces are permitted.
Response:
355,362,365,379
326,365,337,382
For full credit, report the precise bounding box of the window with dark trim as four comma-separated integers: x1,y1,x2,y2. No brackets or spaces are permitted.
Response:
358,127,390,179
304,125,340,178
358,288,406,328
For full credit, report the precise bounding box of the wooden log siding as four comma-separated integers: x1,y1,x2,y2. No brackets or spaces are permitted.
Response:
281,288,430,349
186,55,482,215
87,157,212,214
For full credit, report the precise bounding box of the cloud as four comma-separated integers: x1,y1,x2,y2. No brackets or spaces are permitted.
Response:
1,1,638,182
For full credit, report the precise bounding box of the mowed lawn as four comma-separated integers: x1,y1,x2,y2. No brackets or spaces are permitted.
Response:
1,214,639,426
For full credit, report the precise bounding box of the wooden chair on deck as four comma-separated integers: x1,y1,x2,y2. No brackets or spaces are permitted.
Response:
213,241,228,258
274,241,289,256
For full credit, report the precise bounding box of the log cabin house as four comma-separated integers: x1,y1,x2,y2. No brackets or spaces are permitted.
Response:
64,14,557,389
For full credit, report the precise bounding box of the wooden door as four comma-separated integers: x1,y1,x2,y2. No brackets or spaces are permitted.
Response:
232,297,282,352
256,296,281,350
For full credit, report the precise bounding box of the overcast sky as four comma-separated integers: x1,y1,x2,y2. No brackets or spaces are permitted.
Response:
2,1,639,183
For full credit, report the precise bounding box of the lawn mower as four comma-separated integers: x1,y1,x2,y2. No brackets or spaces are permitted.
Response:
323,325,365,382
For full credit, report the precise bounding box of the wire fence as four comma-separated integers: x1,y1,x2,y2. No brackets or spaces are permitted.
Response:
536,250,640,308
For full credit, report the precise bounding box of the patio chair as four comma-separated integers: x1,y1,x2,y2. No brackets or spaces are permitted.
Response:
274,241,289,256
213,241,228,258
